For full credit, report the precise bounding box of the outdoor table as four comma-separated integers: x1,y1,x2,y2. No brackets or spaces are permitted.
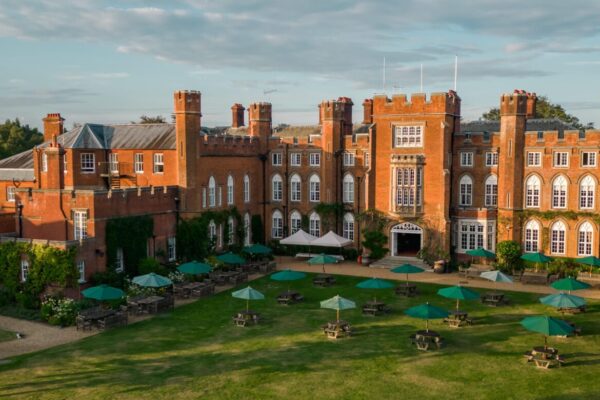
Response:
182,282,205,297
362,301,390,316
558,305,586,314
529,347,562,368
395,283,418,297
481,292,505,307
532,347,558,359
444,310,472,327
137,295,164,314
232,310,260,327
313,274,336,287
412,330,443,351
80,308,115,322
322,320,351,339
276,290,304,305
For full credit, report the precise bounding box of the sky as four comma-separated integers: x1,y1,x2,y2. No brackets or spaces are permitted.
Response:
0,0,599,130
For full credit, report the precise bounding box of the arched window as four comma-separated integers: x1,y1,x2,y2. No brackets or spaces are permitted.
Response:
309,212,321,237
227,175,234,205
208,176,216,207
552,175,568,209
290,174,301,202
578,221,593,256
343,213,355,240
309,175,320,202
290,210,302,234
550,220,566,254
208,220,217,241
526,175,541,208
271,210,283,238
484,175,498,207
343,174,355,203
244,213,251,245
243,174,250,203
227,216,235,244
524,220,540,253
579,175,595,209
459,175,473,206
272,174,283,202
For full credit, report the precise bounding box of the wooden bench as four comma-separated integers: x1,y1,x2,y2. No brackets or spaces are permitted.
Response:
521,272,549,285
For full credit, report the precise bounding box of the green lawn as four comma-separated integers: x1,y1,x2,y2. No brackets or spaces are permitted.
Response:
1,274,600,400
0,329,14,343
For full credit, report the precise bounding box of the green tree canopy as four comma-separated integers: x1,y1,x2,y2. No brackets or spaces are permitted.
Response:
0,119,43,159
134,115,166,124
481,95,594,129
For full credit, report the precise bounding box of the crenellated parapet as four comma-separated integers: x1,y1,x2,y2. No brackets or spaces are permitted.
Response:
199,134,262,155
373,91,461,116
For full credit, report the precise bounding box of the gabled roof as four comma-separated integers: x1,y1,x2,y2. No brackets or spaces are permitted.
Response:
460,118,577,134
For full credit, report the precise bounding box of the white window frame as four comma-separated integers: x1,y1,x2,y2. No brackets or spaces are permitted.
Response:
343,152,355,167
393,125,423,148
485,152,498,167
343,213,354,241
227,175,234,205
527,152,541,167
290,174,301,202
63,154,68,174
582,151,597,167
553,152,569,168
578,222,593,256
343,174,354,203
208,220,217,242
272,174,283,202
459,175,473,206
579,175,595,210
134,153,144,174
6,186,15,202
484,175,498,207
460,152,474,167
227,217,235,244
80,153,95,173
271,153,282,166
290,153,301,167
20,260,29,282
457,220,493,253
243,174,250,203
525,175,541,208
109,153,119,173
271,211,283,239
552,175,568,209
115,248,124,272
208,176,216,207
244,213,251,246
550,221,566,255
309,212,320,237
73,210,87,240
77,260,86,283
153,153,164,174
41,153,48,172
167,237,176,261
309,153,321,167
309,175,320,202
396,167,422,208
524,220,540,253
290,211,302,235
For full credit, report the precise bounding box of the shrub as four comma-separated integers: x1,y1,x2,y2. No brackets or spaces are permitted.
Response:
138,257,168,276
362,230,387,260
496,240,523,273
90,270,127,288
40,297,78,327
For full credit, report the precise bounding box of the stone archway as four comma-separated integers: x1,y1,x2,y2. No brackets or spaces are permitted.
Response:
390,222,423,257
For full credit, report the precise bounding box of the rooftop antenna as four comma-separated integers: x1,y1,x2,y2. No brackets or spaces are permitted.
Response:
382,56,386,93
453,55,458,91
263,89,277,95
420,63,424,93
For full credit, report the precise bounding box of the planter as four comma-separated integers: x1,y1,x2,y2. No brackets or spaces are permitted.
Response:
361,255,371,266
433,260,445,274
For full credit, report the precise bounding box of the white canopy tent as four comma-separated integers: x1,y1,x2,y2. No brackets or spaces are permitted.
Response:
279,229,318,246
310,231,353,248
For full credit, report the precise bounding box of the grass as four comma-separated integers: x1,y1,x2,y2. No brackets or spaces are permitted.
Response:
0,329,14,343
1,274,600,399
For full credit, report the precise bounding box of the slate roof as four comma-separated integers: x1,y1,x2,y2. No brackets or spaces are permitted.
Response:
0,150,35,181
460,118,577,134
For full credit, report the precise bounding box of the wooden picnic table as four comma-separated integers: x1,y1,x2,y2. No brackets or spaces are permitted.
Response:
362,301,391,316
79,308,115,322
411,330,444,351
481,291,507,307
313,274,336,287
444,310,473,328
136,295,165,314
558,305,586,314
276,290,304,305
232,310,261,327
525,346,563,368
395,283,418,297
322,320,352,339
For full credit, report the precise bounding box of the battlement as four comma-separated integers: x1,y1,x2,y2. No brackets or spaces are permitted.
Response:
199,134,261,154
500,91,528,116
320,99,351,121
372,91,461,115
248,102,272,121
174,90,201,114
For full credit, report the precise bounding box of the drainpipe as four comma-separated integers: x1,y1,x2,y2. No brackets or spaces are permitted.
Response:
17,203,23,238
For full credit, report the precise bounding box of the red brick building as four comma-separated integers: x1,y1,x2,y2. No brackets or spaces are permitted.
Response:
0,89,596,283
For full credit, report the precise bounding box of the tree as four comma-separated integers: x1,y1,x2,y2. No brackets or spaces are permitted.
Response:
495,240,523,273
481,95,594,129
0,119,43,159
134,115,166,124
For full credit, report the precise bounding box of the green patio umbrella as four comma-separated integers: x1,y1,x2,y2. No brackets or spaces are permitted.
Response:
521,252,552,272
132,272,173,288
177,261,212,275
232,286,265,311
390,263,425,285
217,252,246,265
551,277,591,294
577,256,600,276
320,295,356,322
243,244,272,256
437,285,479,311
405,302,449,332
81,284,124,301
466,247,496,259
356,278,395,302
308,253,338,274
540,292,586,310
520,315,574,349
270,269,307,281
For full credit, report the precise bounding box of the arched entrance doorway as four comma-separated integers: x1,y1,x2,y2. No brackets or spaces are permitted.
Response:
390,222,423,257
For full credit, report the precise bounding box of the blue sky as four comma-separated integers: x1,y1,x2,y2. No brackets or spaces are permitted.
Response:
1,0,599,130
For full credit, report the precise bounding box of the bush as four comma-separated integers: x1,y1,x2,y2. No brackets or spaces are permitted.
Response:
0,287,13,307
138,257,168,276
342,248,359,262
362,230,387,260
15,290,39,309
40,297,78,326
496,240,523,273
90,270,128,288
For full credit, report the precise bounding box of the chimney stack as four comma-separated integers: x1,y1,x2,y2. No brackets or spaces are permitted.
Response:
43,113,64,142
362,99,373,124
231,103,245,128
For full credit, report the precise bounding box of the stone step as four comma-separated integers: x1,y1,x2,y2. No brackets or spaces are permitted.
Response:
369,256,433,271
